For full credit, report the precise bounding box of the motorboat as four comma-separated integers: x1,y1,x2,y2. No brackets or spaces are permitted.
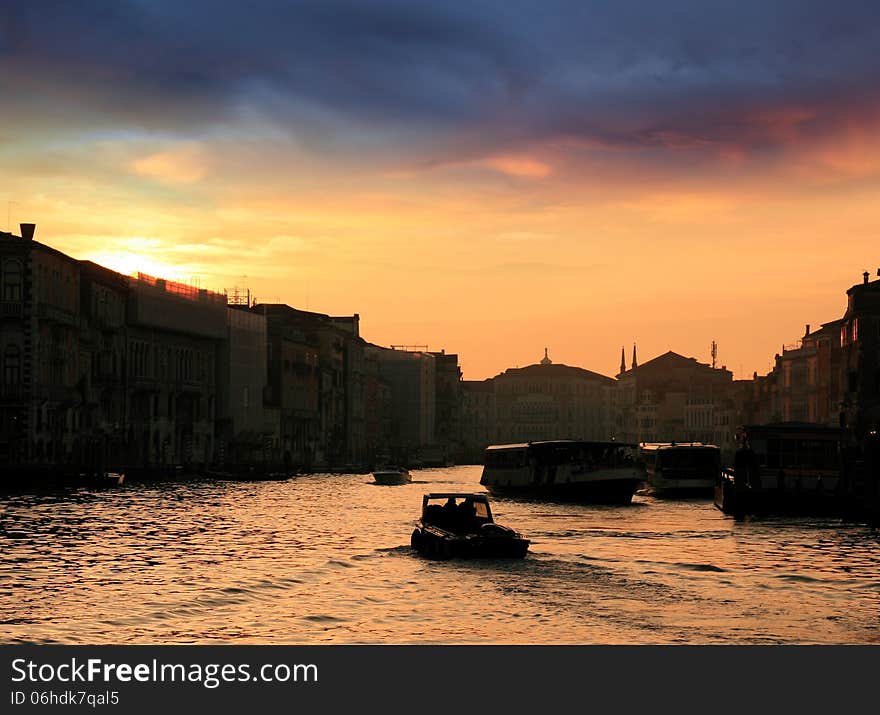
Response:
410,492,529,559
372,466,412,485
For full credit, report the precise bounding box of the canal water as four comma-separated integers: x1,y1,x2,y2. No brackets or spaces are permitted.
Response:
2,466,878,644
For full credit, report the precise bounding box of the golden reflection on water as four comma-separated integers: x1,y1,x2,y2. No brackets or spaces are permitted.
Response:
1,466,879,644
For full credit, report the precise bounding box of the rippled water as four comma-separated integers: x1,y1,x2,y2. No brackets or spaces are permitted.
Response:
2,466,879,644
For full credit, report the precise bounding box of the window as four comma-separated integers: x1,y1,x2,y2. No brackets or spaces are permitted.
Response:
4,344,21,384
2,260,22,301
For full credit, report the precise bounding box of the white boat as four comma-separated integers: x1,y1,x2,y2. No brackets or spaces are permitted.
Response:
480,440,645,504
372,466,411,485
104,471,125,486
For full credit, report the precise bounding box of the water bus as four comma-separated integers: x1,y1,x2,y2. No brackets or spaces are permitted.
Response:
480,440,644,504
714,423,844,515
639,442,719,496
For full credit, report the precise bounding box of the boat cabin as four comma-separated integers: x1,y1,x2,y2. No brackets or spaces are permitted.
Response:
483,440,638,469
640,442,720,477
421,493,493,533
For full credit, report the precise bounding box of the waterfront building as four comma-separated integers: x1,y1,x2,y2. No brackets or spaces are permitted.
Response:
366,345,436,463
0,226,226,476
615,350,738,458
460,379,496,462
216,303,270,467
429,350,462,464
1,225,82,472
840,271,880,436
77,261,132,471
362,349,393,463
457,350,614,455
256,304,368,468
492,350,614,443
123,271,227,471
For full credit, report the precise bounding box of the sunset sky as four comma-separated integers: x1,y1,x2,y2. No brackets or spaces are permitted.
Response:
2,1,880,380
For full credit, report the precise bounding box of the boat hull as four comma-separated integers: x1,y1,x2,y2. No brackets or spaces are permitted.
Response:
483,478,641,504
412,526,529,560
481,464,643,504
649,476,714,498
373,471,411,485
714,471,843,516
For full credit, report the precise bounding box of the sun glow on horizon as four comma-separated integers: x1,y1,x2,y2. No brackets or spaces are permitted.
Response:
86,247,202,285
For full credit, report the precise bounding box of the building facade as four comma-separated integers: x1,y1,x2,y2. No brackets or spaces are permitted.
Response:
614,350,738,459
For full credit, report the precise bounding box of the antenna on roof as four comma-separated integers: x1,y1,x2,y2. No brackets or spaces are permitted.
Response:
711,341,717,369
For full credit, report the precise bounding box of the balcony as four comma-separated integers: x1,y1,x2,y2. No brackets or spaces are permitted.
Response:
35,302,77,325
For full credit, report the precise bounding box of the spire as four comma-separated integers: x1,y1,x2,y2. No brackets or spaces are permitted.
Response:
620,346,626,374
541,347,552,366
632,343,638,369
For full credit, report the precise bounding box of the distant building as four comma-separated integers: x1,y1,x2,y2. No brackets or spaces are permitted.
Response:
493,350,614,443
255,304,366,468
366,346,436,462
458,350,615,458
216,305,269,467
429,350,462,464
460,379,496,462
614,350,738,459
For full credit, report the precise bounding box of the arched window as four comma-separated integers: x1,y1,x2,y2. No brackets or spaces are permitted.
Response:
2,260,23,302
4,344,21,385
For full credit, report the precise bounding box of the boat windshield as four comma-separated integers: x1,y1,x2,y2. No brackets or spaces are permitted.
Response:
423,497,492,529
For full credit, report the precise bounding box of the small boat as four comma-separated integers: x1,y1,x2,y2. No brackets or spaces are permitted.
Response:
104,472,125,486
84,471,124,488
372,466,411,485
410,492,529,559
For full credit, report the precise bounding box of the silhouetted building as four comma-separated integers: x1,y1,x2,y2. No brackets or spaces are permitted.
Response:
0,227,226,476
366,345,436,462
459,351,614,452
124,272,226,470
216,305,269,467
429,350,462,464
840,271,880,435
615,350,737,458
1,226,82,471
460,379,496,462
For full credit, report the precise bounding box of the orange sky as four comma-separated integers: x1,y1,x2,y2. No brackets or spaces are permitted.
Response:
3,3,880,381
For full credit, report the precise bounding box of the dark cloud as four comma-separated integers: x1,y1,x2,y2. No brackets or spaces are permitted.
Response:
3,1,880,159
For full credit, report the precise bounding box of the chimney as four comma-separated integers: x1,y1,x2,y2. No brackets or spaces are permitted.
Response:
863,271,870,285
805,324,810,336
20,223,35,241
